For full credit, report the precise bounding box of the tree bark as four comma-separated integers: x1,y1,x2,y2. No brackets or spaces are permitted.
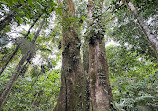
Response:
53,0,86,111
127,1,158,54
83,38,90,111
0,54,29,108
0,19,44,108
88,0,113,110
89,39,112,111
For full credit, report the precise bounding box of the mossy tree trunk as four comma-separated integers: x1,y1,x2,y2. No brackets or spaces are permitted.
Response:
88,0,113,110
83,38,90,111
89,39,112,111
53,0,86,111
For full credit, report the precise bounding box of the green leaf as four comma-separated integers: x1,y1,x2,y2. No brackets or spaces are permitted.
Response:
7,0,13,6
28,0,33,7
20,0,25,5
40,48,52,53
16,16,23,24
26,13,30,19
57,7,62,15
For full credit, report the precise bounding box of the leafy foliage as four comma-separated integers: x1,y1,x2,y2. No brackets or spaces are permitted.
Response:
1,65,60,110
107,45,158,110
0,0,157,110
109,0,158,59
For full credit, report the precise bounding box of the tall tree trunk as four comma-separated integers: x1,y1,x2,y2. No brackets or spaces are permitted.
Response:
89,39,112,111
0,54,28,108
54,0,86,111
83,39,89,75
88,0,113,110
0,15,41,76
124,1,158,54
0,19,44,108
83,38,90,111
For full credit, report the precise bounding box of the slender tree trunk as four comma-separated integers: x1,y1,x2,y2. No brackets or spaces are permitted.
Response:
125,1,158,54
54,0,86,111
88,0,113,110
0,20,44,108
0,54,29,108
0,15,41,76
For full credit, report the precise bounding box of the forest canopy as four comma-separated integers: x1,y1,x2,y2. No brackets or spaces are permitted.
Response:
0,0,157,111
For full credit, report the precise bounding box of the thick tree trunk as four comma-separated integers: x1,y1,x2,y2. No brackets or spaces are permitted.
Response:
89,39,112,111
83,39,89,75
83,38,90,111
127,2,158,54
54,0,86,111
88,0,113,110
0,20,44,108
54,34,85,111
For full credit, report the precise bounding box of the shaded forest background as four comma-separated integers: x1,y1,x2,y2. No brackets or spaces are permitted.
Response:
0,0,158,110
